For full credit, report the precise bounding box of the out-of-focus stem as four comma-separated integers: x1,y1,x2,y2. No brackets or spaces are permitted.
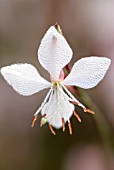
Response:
77,87,114,153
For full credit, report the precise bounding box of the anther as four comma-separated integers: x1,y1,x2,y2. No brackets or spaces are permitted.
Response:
48,124,56,135
84,108,95,114
31,115,38,127
73,110,81,122
62,118,65,132
68,122,72,135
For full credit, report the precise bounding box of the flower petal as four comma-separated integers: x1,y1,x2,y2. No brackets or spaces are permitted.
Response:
1,63,51,96
63,57,111,89
41,88,74,129
38,26,73,79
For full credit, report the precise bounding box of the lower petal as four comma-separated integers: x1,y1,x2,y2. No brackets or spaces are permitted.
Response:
41,88,74,129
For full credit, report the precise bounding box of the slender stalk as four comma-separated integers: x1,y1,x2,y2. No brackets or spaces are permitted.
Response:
77,87,114,153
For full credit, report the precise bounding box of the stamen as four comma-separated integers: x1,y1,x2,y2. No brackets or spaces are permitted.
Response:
48,124,56,135
58,86,73,102
71,101,80,105
31,115,38,127
84,108,95,114
73,110,81,122
62,84,86,109
34,88,53,116
68,122,72,135
62,118,65,132
78,103,86,109
71,101,86,110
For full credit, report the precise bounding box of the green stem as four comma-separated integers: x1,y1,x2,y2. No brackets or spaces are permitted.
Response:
77,87,114,153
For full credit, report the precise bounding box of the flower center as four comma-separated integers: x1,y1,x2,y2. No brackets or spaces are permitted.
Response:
52,80,61,89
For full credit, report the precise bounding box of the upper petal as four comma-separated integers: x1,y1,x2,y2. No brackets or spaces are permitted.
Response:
63,56,111,89
1,63,51,96
38,26,73,80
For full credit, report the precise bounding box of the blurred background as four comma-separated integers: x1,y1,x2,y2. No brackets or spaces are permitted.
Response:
0,0,114,170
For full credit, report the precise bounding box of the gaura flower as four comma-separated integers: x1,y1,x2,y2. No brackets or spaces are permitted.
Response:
1,24,111,135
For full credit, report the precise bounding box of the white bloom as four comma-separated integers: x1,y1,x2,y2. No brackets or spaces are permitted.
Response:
1,25,111,135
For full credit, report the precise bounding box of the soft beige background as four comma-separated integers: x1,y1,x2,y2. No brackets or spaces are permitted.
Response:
0,0,114,170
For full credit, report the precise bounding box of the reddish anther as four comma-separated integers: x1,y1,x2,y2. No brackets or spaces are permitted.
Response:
31,115,38,127
84,108,95,114
48,124,56,135
73,110,81,122
68,122,72,135
62,118,65,132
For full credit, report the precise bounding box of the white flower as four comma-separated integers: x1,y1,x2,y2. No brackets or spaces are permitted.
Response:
1,25,111,135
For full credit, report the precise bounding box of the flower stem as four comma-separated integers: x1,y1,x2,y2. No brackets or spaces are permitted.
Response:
77,87,114,153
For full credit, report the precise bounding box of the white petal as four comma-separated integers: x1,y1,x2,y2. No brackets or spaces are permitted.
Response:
41,88,74,129
1,63,51,96
63,57,111,89
38,26,73,79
